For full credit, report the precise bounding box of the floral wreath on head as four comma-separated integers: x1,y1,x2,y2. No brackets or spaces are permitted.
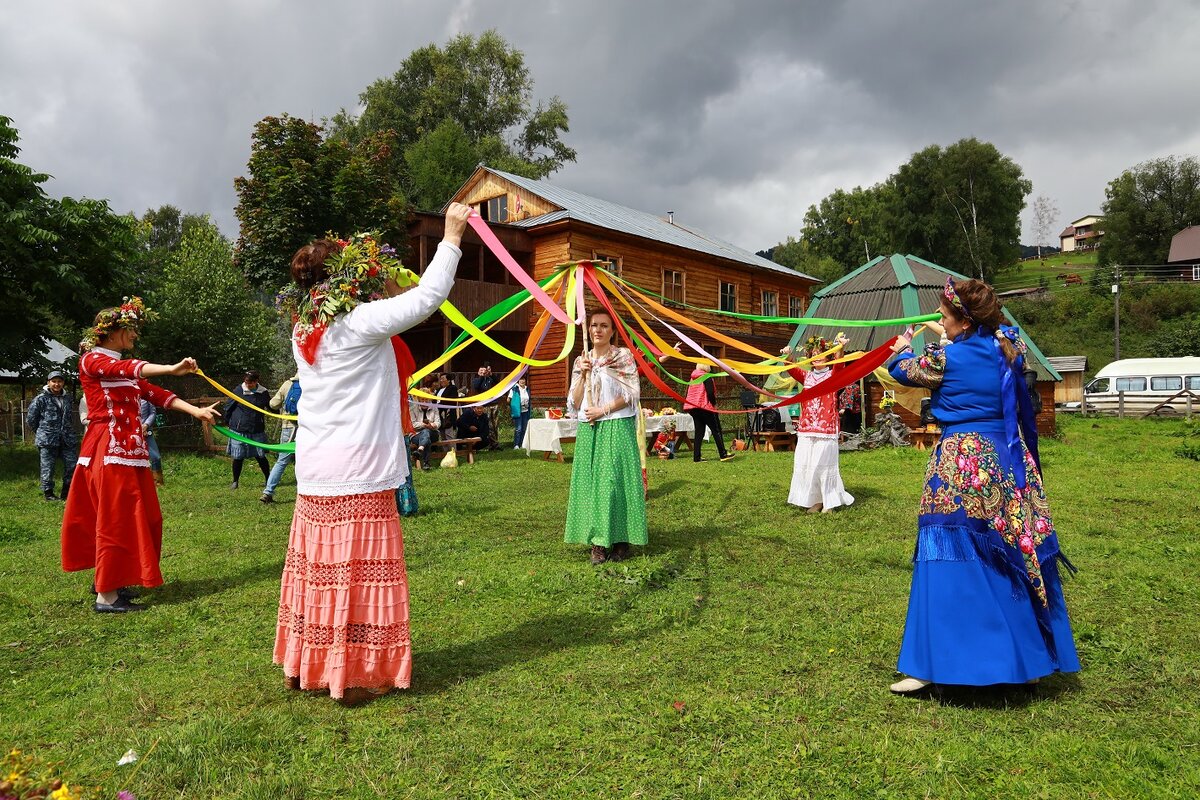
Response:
80,296,157,351
275,233,411,364
804,334,832,358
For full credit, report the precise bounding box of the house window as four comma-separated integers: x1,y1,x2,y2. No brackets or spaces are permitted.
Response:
478,195,508,223
719,281,737,313
663,269,684,304
1193,265,1200,281
1115,377,1146,392
788,295,805,318
761,290,778,317
1151,376,1182,391
593,252,621,274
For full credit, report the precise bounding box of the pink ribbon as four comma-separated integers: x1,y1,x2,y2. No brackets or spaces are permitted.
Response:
468,214,573,325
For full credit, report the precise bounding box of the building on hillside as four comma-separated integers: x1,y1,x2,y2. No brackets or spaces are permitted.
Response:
787,254,1061,435
1046,356,1087,405
1059,215,1103,253
403,165,821,401
1166,225,1200,282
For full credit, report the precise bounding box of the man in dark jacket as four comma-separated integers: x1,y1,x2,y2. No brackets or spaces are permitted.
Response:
454,405,490,444
223,369,271,490
26,369,79,501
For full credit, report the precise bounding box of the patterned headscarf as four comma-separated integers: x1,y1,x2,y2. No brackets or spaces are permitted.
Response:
943,276,973,321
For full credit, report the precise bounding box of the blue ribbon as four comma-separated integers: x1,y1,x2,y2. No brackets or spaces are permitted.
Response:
990,327,1041,488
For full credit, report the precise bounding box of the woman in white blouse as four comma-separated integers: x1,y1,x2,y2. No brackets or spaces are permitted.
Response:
564,310,648,564
273,203,470,705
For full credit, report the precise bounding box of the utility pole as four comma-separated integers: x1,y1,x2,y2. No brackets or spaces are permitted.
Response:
1113,264,1121,360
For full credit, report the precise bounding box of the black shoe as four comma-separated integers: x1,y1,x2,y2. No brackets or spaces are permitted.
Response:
60,486,71,500
610,542,631,562
719,454,735,462
260,493,274,503
44,490,58,501
94,596,146,613
91,584,138,600
590,545,608,565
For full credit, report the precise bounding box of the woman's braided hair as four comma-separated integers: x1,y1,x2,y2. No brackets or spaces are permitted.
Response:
944,279,1018,364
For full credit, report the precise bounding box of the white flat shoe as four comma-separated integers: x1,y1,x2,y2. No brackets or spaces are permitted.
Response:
890,677,932,694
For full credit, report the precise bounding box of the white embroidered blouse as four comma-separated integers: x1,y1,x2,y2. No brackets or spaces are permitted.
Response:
566,347,640,421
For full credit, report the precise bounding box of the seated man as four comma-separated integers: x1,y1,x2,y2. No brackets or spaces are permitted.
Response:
455,405,490,443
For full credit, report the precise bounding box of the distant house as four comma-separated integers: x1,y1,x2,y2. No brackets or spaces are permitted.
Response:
1059,215,1103,252
789,254,1061,434
402,165,822,400
1046,356,1087,405
1166,225,1200,282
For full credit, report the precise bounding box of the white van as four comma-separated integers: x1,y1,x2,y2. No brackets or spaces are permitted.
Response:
1079,357,1200,414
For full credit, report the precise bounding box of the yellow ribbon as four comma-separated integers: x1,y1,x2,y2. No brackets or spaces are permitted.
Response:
194,369,297,421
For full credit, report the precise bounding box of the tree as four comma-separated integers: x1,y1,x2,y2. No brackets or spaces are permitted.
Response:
140,218,279,376
799,185,895,270
1,115,141,376
233,115,408,292
1030,194,1059,260
769,236,847,286
1099,156,1200,267
331,30,576,208
889,138,1031,280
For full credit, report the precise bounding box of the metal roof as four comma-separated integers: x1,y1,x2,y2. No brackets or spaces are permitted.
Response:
1046,356,1087,373
787,254,1062,381
483,167,817,280
1167,225,1200,263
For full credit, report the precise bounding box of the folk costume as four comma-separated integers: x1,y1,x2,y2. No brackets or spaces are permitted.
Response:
888,299,1079,686
62,299,177,595
786,354,854,512
273,237,461,700
564,346,648,550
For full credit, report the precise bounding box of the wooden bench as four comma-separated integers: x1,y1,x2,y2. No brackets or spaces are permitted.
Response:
410,437,482,468
752,431,794,452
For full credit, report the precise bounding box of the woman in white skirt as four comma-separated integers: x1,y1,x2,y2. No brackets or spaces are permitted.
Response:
787,333,854,513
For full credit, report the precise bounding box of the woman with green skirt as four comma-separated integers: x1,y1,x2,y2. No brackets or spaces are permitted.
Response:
564,311,648,564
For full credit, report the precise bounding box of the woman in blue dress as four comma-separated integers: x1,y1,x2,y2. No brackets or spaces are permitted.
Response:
886,277,1080,693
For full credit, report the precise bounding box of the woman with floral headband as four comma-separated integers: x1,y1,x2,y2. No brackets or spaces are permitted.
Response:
565,309,647,565
886,277,1079,694
273,203,470,705
786,332,855,513
62,298,222,613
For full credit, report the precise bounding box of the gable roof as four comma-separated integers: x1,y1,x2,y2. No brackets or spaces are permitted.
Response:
786,254,1062,381
459,167,817,281
1167,225,1200,263
1059,225,1075,238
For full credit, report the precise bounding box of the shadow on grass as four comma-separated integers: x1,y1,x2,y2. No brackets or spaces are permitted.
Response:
150,558,285,606
902,672,1082,708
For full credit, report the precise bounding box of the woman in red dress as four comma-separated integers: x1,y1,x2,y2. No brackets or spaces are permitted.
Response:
62,298,221,613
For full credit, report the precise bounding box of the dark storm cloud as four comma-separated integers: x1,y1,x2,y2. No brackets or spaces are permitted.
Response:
3,0,1199,254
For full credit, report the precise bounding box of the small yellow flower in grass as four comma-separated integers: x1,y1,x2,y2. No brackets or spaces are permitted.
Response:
6,770,21,782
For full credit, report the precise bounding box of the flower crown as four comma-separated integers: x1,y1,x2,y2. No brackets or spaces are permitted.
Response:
804,334,831,358
276,233,410,362
80,296,157,351
944,277,973,321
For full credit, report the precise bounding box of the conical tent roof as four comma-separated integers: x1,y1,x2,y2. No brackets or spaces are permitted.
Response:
789,254,1061,380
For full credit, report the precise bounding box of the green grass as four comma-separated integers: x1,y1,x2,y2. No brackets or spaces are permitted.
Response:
2,416,1199,798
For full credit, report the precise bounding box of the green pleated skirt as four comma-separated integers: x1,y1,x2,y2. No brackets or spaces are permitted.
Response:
564,416,648,547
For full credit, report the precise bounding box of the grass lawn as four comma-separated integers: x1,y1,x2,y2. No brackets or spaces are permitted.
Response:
2,415,1199,798
996,252,1100,293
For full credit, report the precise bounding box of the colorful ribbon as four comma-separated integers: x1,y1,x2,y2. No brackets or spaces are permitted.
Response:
213,425,295,453
195,369,297,421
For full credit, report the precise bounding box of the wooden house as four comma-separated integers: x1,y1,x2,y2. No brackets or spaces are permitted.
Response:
1166,225,1200,282
788,254,1061,435
1046,356,1087,405
403,166,821,402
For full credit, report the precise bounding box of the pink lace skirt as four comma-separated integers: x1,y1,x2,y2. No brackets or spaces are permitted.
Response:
273,490,411,698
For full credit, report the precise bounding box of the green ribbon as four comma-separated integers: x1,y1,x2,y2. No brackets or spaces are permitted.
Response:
213,425,295,453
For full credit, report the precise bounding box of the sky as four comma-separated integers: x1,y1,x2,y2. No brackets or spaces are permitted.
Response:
4,0,1200,257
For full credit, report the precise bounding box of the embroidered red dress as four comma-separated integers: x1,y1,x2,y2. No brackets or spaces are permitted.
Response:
61,347,178,592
